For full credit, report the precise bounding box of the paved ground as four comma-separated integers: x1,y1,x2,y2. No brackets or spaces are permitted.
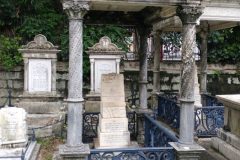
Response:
197,138,229,160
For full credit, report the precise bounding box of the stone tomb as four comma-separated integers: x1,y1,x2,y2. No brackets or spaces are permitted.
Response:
85,36,125,112
94,73,131,148
17,34,64,138
0,107,39,159
212,94,240,160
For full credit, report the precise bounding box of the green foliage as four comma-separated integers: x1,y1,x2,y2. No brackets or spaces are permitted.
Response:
208,27,240,64
0,35,22,70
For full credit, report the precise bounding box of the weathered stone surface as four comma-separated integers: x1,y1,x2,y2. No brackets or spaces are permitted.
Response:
101,73,125,98
99,117,128,132
97,131,130,147
212,137,240,160
0,107,27,148
217,94,240,137
100,106,126,118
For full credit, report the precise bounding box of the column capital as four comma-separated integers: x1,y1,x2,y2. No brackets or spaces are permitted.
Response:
62,0,89,20
177,5,203,24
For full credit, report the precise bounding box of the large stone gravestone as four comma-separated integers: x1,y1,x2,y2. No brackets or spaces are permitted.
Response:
17,34,65,138
85,36,125,112
94,73,130,148
0,107,28,148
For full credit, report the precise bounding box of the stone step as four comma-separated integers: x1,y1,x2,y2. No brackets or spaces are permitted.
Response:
27,113,65,138
17,101,64,114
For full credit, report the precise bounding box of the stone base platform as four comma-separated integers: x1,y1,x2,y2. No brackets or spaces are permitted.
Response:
0,141,40,160
211,129,240,160
85,93,101,112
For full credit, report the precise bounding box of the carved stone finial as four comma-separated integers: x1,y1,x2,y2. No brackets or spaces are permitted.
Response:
62,0,89,20
177,5,203,24
22,34,58,50
88,36,123,52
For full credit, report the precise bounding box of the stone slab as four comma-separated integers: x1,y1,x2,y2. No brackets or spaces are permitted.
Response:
97,131,130,147
101,101,126,108
100,106,126,118
94,140,139,149
217,129,240,151
101,74,125,98
99,117,128,132
28,59,52,92
101,96,125,102
17,101,63,114
212,137,240,160
0,107,28,148
216,94,240,111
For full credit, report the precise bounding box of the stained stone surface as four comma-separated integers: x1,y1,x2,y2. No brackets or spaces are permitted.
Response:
194,65,202,107
0,107,27,148
95,73,130,148
216,94,240,137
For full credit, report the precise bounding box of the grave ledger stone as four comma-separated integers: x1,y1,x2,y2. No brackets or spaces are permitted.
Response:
94,73,131,148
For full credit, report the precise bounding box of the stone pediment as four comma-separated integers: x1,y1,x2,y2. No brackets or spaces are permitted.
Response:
22,34,58,50
87,36,124,54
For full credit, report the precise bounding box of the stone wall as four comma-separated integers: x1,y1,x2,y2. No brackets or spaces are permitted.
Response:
0,62,69,105
1,61,239,106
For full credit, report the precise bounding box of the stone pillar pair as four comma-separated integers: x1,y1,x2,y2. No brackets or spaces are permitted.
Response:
169,4,205,160
58,1,90,159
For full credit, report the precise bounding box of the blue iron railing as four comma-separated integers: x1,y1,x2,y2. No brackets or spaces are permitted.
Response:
88,147,175,160
157,94,224,137
82,111,137,143
157,96,180,129
201,94,223,106
144,114,178,147
195,106,224,137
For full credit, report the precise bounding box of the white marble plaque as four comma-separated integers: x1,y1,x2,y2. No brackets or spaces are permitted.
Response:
98,131,130,147
101,106,126,118
0,107,27,147
99,117,128,132
28,59,51,92
95,60,116,93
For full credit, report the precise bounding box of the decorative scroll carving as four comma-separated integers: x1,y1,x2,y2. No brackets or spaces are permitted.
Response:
177,5,203,24
22,34,57,50
88,36,122,52
62,0,89,20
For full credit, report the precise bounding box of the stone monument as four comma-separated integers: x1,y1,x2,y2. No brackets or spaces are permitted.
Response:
17,34,65,137
212,94,240,160
94,73,131,148
0,107,39,159
85,36,125,112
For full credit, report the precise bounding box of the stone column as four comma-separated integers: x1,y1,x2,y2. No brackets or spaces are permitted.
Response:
199,21,209,95
90,59,94,93
23,59,28,92
116,59,120,74
169,5,205,160
52,59,57,94
177,4,203,145
59,1,90,159
152,30,162,108
138,26,150,110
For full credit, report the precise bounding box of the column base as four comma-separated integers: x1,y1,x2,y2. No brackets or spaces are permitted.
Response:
57,144,90,160
169,142,205,160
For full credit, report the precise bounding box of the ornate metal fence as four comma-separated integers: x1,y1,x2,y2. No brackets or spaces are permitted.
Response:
144,114,178,147
88,147,175,160
157,95,180,129
195,106,224,137
201,94,223,106
157,94,224,137
83,111,137,143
